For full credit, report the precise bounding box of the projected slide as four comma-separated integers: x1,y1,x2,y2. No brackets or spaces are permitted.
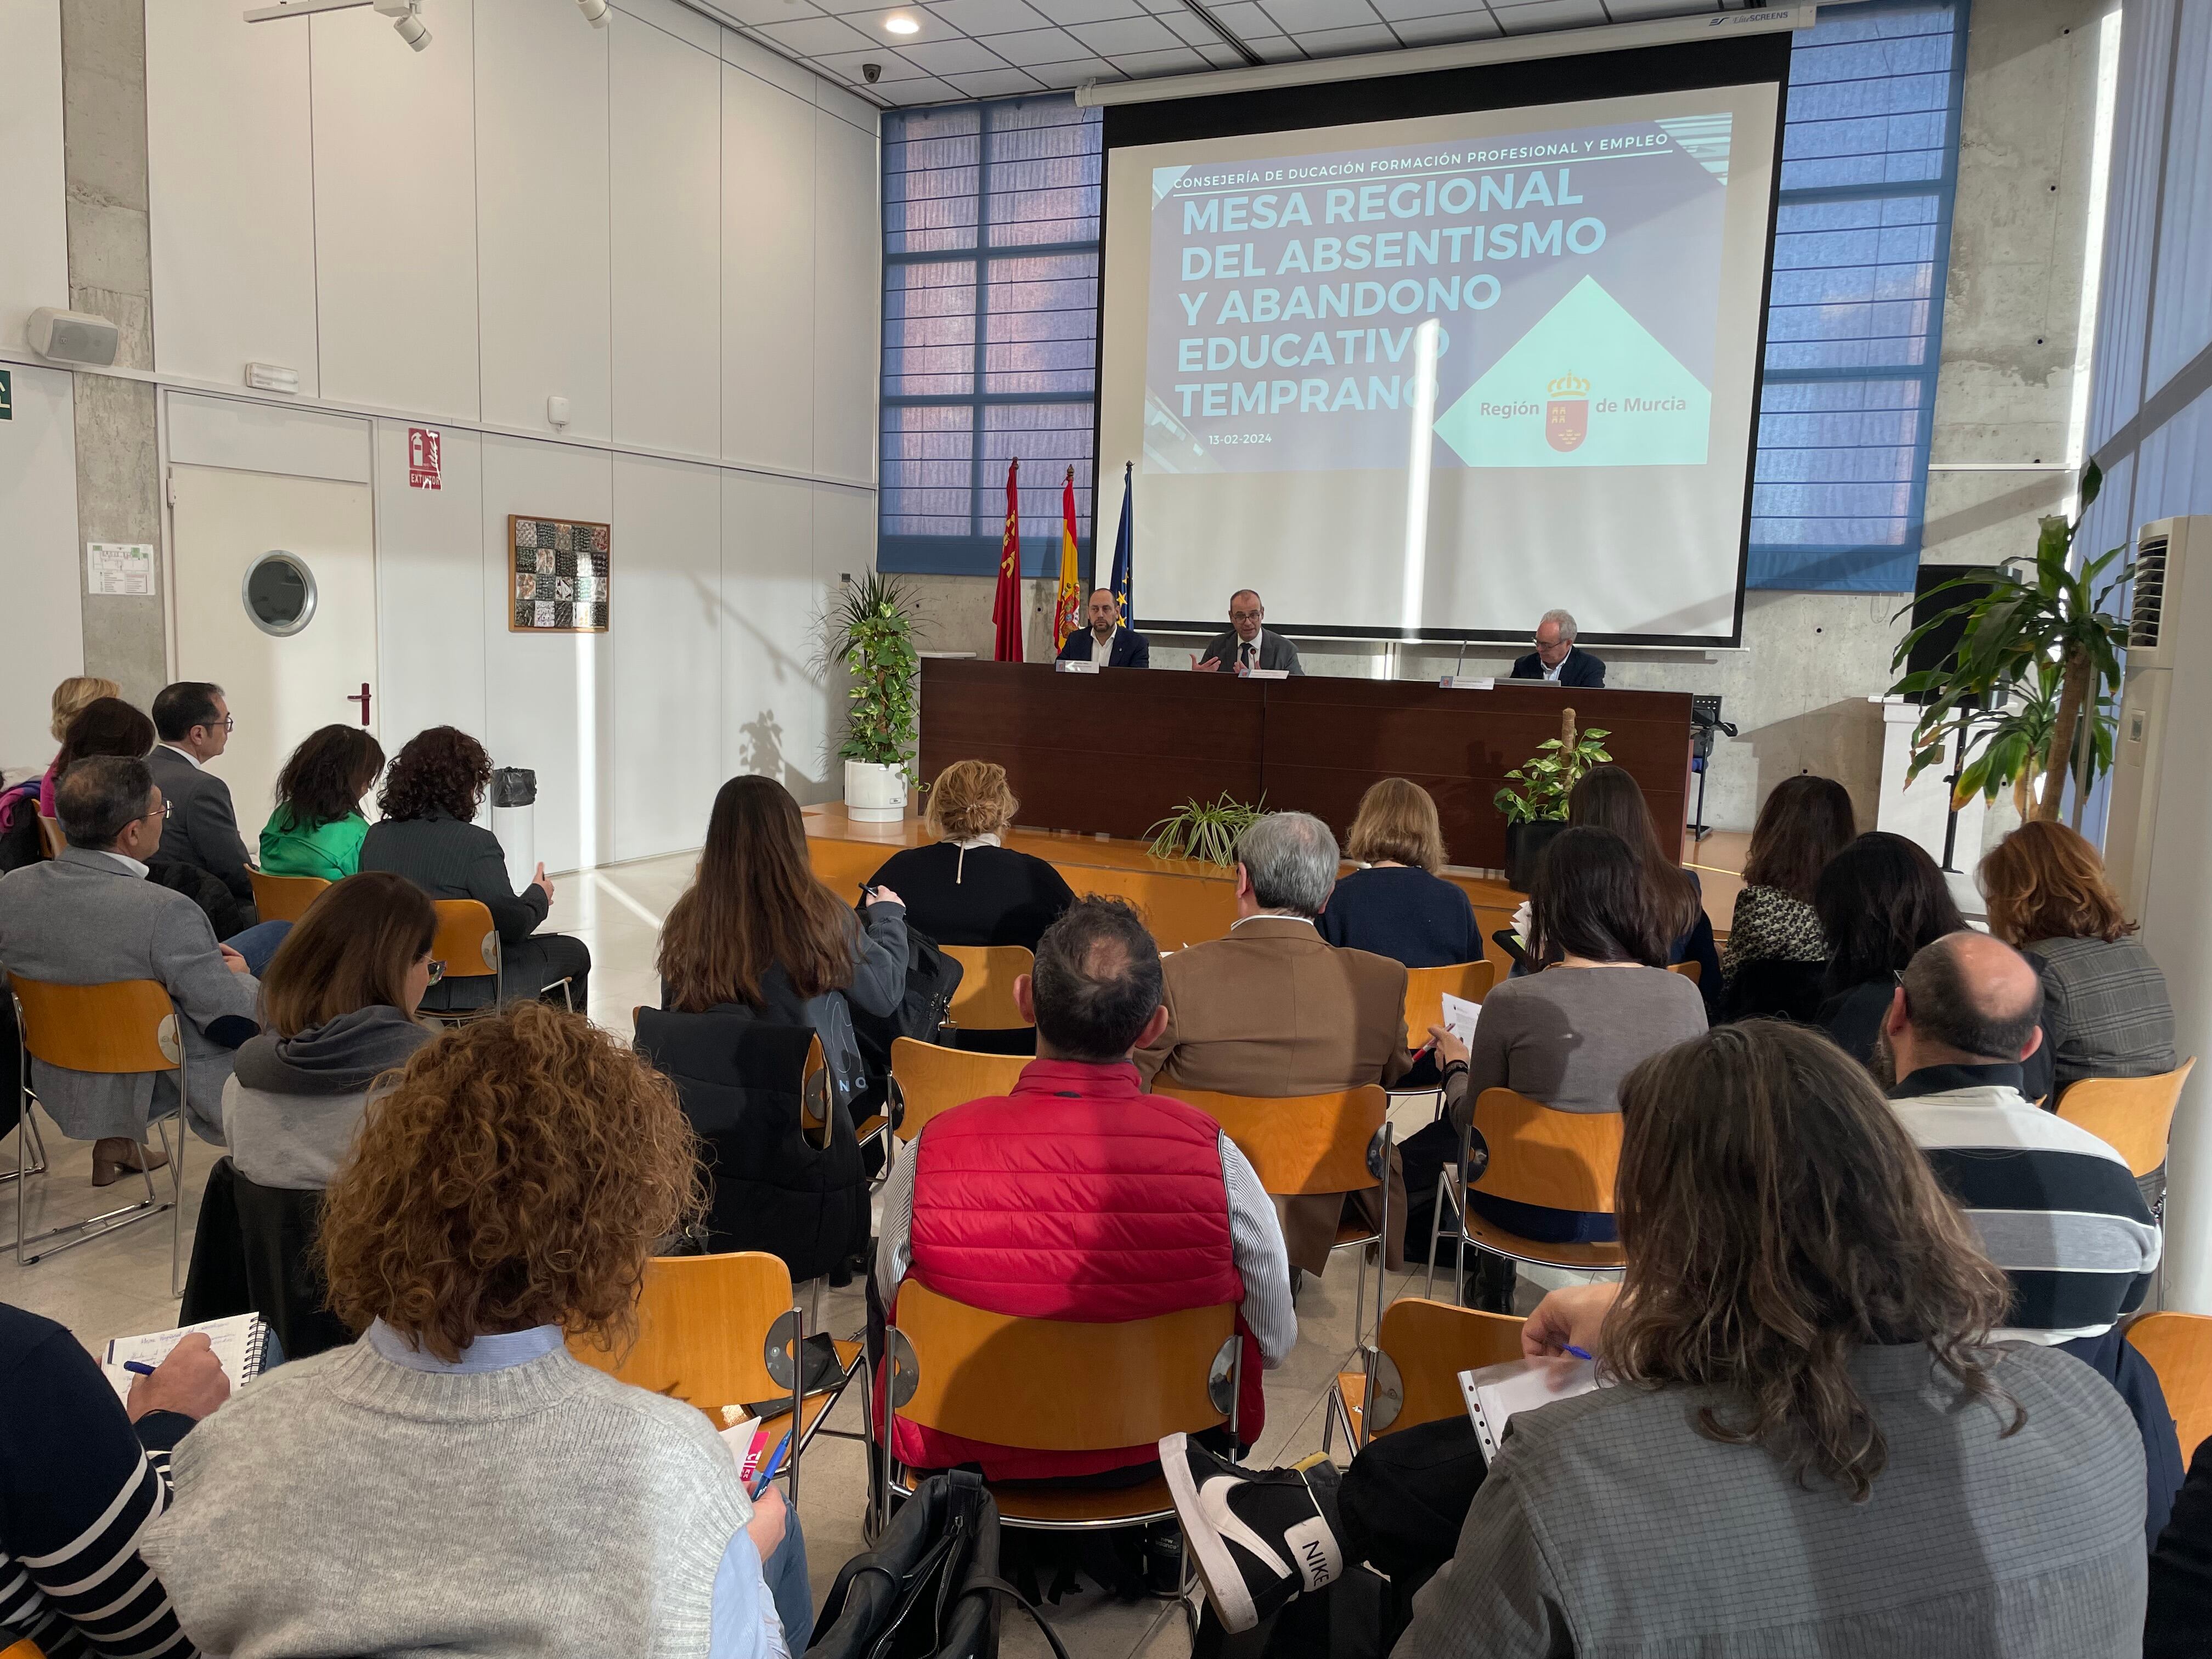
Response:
1097,82,1781,644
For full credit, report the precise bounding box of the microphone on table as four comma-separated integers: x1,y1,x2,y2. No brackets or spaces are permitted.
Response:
1452,636,1469,680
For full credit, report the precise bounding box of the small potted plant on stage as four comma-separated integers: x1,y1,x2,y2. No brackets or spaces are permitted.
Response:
830,572,919,823
1146,793,1265,866
1494,711,1611,890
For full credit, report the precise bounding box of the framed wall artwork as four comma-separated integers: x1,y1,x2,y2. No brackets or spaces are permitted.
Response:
509,514,611,633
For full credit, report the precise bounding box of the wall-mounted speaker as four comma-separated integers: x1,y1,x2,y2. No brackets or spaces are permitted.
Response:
25,307,120,367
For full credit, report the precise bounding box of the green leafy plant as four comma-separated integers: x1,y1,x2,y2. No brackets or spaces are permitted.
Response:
1146,793,1266,866
1891,461,2131,820
1493,714,1612,825
827,572,920,776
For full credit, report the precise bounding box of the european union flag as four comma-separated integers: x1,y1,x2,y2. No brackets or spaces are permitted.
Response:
1108,461,1133,620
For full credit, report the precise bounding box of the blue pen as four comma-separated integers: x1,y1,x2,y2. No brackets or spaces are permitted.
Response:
1562,1345,1594,1362
123,1359,158,1376
750,1432,791,1499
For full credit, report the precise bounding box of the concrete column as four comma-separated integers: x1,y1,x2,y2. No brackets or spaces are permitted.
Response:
61,0,166,706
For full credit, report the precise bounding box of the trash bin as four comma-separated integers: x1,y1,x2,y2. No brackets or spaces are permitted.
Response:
490,767,537,894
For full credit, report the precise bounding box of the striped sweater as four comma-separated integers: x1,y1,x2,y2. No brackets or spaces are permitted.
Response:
1888,1063,2161,1344
0,1302,193,1657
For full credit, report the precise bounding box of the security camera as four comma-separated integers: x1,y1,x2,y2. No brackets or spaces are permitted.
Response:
861,61,883,82
578,0,611,24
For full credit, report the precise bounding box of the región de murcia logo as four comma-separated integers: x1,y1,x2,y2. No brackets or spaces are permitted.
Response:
1545,373,1590,453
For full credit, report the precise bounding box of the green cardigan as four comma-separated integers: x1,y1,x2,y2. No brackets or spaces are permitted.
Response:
259,807,368,882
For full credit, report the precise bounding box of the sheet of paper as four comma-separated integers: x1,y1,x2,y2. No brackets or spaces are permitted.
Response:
1459,1356,1602,1462
86,541,156,597
1440,992,1481,1045
101,1312,263,1407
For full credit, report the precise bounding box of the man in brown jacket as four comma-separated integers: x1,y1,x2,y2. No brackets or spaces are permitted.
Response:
1136,811,1410,1276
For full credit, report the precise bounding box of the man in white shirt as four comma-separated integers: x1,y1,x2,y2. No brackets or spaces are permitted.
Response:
1053,588,1149,669
1509,609,1607,688
1195,590,1305,676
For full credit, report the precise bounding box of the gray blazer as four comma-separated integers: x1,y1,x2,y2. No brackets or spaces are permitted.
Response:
146,745,255,903
0,848,261,1142
1197,628,1305,675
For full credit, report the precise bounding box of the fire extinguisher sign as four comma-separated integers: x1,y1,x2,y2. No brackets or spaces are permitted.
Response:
407,426,443,490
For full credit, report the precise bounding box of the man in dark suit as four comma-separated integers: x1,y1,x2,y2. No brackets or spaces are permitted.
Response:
1054,588,1150,668
146,681,255,904
1194,589,1305,676
1510,608,1606,688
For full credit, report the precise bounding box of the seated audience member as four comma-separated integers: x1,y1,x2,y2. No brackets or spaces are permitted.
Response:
223,872,437,1192
141,1003,810,1657
2149,1440,2212,1659
1718,775,1856,1016
146,681,256,905
1814,831,1966,1068
360,726,590,1012
661,774,906,1109
259,725,387,881
36,673,120,815
876,896,1293,1481
864,760,1073,951
1982,819,2177,1096
1318,777,1482,968
1054,588,1150,668
1879,929,2179,1543
1,1302,230,1657
1166,1021,2150,1657
1439,826,1705,1245
1566,764,1720,1008
0,757,261,1163
1135,811,1410,1279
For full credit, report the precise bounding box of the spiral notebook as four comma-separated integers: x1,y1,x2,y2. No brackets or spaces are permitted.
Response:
101,1313,270,1408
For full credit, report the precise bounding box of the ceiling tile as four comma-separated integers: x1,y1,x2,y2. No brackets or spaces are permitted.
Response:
1104,42,1212,71
1384,9,1501,39
706,0,828,25
947,65,1051,93
899,34,1013,69
886,72,966,101
837,4,970,40
1251,0,1380,33
1364,0,1479,19
812,46,932,78
984,26,1092,61
1023,0,1147,24
1286,21,1397,50
1197,39,1250,65
1161,10,1224,43
1244,32,1306,57
1600,0,1704,15
1068,12,1182,50
1491,0,1606,27
926,0,1054,31
751,10,884,50
1025,54,1124,84
1201,1,1273,34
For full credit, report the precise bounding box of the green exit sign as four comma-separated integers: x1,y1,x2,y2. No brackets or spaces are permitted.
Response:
0,368,10,420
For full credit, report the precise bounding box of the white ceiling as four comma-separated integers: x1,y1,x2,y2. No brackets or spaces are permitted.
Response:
685,0,1767,109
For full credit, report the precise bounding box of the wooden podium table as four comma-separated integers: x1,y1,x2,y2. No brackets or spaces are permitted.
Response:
916,659,1695,873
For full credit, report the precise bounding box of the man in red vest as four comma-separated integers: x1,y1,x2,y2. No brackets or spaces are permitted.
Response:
875,895,1295,1482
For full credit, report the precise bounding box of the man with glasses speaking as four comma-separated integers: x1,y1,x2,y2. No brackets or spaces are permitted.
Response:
149,681,257,905
1511,608,1608,689
1193,590,1305,676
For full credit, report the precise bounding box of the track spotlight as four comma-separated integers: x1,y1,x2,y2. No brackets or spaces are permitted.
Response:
374,0,430,49
578,0,612,24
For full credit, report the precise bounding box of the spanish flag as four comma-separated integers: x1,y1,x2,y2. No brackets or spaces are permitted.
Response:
991,456,1023,662
1053,466,1083,650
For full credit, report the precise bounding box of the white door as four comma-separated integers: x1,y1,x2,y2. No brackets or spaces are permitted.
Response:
170,466,379,836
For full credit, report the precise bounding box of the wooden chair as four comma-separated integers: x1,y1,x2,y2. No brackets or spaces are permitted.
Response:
1402,961,1497,1044
9,975,187,1293
881,1278,1239,1532
2127,1311,2212,1461
940,944,1032,1033
1160,1084,1393,1343
1325,1296,1523,1453
886,1038,1028,1146
568,1251,860,1506
425,899,575,1020
2056,1058,2196,1222
1427,1087,1626,1299
35,815,63,861
1668,960,1701,986
2,1636,48,1659
247,869,331,923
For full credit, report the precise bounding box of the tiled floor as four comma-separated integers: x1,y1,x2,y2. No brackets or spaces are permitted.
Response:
2,849,1558,1659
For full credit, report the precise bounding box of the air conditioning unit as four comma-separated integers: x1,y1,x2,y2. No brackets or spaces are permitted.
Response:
2101,516,2211,917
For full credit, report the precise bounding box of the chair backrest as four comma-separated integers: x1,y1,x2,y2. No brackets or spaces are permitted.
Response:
1368,1296,1525,1437
892,1278,1233,1451
429,899,500,980
35,815,64,861
1469,1087,1622,1214
889,1037,1029,1143
1667,960,1701,986
9,976,180,1074
2055,1058,2197,1178
568,1251,797,1423
249,868,332,923
2128,1311,2212,1461
1403,961,1498,1041
1158,1085,1388,1197
941,945,1032,1031
1,1635,49,1659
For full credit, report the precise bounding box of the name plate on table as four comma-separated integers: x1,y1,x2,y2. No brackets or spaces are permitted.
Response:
1440,676,1497,690
1245,668,1290,680
1056,660,1101,674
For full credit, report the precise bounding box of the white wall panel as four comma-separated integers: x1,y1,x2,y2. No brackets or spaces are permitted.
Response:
721,27,820,103
0,366,81,770
145,0,319,394
721,471,833,802
611,454,722,860
167,394,370,483
374,420,488,758
812,107,882,485
479,435,614,875
0,1,68,352
723,70,817,474
476,0,612,441
611,13,722,458
312,2,481,420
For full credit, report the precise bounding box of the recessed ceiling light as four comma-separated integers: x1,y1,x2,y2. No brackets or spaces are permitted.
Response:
884,13,920,32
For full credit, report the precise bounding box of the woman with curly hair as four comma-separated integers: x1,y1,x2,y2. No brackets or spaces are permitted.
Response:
258,724,386,880
1166,1021,2148,1657
862,758,1073,950
360,725,590,1012
142,1002,811,1658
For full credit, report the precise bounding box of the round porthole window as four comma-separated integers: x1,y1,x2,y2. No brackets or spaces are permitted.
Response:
241,551,318,637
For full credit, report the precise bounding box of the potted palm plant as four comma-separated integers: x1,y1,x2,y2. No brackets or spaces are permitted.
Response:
1493,710,1611,889
828,572,920,823
1891,462,2131,821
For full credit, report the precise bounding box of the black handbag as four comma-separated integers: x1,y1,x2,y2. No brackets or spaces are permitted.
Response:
805,1472,1067,1659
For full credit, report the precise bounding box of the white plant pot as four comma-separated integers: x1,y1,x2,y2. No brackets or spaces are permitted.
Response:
844,759,910,823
